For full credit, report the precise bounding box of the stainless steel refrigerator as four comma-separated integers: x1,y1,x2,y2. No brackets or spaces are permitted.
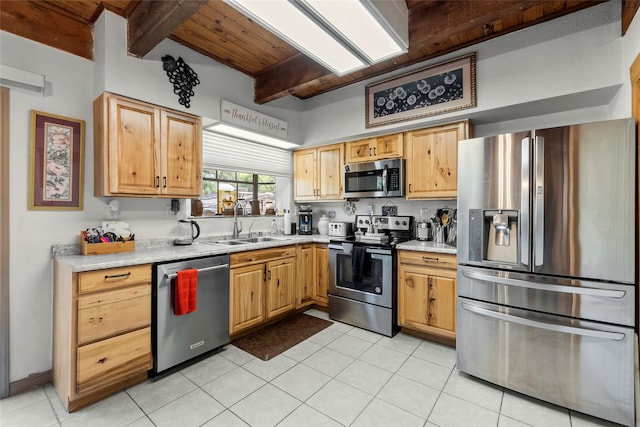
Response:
456,118,636,426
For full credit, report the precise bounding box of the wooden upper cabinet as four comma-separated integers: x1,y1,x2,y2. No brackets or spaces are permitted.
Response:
94,93,202,198
346,138,372,163
346,133,403,163
405,120,469,199
162,110,202,197
293,143,344,201
317,144,343,199
293,148,317,201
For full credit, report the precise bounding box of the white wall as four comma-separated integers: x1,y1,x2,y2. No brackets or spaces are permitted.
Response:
0,12,303,382
94,12,306,144
302,1,626,143
3,32,94,382
1,0,638,383
610,0,640,117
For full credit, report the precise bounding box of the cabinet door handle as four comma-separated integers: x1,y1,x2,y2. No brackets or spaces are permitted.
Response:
409,183,412,193
422,256,439,263
163,176,167,188
373,147,377,156
369,147,373,156
104,272,131,280
155,176,160,188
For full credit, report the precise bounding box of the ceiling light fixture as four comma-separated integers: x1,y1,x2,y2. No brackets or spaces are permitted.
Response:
224,0,408,76
205,123,301,150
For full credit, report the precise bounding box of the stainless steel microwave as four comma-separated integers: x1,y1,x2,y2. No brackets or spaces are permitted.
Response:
343,159,405,198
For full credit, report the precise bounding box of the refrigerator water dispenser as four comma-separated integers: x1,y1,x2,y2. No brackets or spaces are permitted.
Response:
467,209,519,265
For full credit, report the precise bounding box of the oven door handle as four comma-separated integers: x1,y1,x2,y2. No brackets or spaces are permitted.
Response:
366,248,392,256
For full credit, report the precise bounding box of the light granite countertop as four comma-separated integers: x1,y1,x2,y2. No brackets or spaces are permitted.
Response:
54,235,456,272
54,235,331,272
395,239,457,255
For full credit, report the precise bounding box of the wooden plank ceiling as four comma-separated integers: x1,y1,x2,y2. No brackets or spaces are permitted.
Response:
2,0,638,104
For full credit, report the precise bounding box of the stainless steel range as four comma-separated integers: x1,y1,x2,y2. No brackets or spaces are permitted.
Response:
328,215,413,336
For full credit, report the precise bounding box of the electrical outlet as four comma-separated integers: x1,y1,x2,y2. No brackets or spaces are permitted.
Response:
106,200,120,219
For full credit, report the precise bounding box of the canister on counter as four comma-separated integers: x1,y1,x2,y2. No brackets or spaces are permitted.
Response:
416,221,431,241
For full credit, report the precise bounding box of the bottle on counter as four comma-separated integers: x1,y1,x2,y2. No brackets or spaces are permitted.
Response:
270,219,278,235
283,210,291,235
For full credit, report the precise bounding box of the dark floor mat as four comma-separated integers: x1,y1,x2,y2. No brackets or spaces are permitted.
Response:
232,313,333,361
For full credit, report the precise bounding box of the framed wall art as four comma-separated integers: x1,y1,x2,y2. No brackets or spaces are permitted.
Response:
365,53,476,128
29,110,85,210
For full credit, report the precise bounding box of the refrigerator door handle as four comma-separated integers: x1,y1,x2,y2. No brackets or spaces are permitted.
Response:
460,302,626,341
521,137,530,267
460,269,627,298
534,136,545,266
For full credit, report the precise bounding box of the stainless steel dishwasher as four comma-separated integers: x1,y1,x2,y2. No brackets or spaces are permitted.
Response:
152,254,230,374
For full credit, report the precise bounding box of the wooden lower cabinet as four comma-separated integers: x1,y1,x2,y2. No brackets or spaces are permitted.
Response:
296,245,315,308
230,264,266,333
295,243,329,308
229,246,297,334
266,257,296,318
53,263,152,412
76,328,151,395
313,245,329,306
397,251,457,339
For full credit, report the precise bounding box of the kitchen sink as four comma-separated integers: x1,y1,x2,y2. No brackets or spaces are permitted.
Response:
205,240,247,246
239,237,278,243
204,236,293,246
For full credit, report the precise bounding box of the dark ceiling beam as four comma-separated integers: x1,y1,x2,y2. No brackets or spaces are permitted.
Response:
253,0,603,104
127,0,208,58
0,1,93,60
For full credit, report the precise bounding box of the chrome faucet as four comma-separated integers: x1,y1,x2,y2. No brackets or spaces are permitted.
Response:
232,202,243,239
247,219,257,239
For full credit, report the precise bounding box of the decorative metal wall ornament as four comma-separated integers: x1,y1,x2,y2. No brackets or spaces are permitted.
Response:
161,55,200,108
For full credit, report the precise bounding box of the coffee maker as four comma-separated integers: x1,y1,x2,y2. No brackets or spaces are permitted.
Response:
298,205,312,235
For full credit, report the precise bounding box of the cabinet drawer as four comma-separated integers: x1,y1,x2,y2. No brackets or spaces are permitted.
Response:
77,327,151,394
230,246,297,267
78,264,151,294
77,284,151,345
399,251,457,269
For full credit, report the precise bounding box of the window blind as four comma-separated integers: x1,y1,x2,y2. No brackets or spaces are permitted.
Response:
202,131,293,177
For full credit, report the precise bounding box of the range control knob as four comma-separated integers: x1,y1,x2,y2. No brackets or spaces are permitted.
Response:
394,220,400,225
402,221,407,226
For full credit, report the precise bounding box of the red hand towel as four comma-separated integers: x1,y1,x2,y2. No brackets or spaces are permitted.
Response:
175,269,198,315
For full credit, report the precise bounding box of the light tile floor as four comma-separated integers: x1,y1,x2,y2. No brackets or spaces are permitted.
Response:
0,309,625,427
